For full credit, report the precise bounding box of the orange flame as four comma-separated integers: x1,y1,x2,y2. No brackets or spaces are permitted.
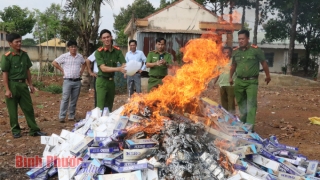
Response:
122,33,229,126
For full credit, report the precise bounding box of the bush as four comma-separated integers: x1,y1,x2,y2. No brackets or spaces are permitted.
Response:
43,84,62,94
32,81,45,90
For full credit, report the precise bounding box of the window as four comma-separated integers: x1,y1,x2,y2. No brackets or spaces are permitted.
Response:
264,52,274,67
0,33,3,41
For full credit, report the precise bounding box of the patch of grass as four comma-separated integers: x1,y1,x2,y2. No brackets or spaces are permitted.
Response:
36,104,44,109
43,84,62,94
33,81,45,90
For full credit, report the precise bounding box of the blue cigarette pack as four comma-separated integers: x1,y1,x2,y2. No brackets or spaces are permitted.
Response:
101,152,123,166
89,147,120,154
125,139,158,149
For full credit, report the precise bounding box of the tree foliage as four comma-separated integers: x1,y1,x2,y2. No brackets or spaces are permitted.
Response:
64,0,113,56
33,4,63,43
22,38,37,46
0,5,36,36
113,0,155,46
263,0,320,73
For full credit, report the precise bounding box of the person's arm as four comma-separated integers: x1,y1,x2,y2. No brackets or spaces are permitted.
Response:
261,61,271,84
140,52,147,72
52,54,65,75
256,48,271,84
164,53,173,68
146,52,160,68
85,59,97,77
96,50,126,73
2,72,11,98
146,61,160,68
80,63,86,77
26,69,35,93
229,63,236,85
1,55,11,98
52,60,64,75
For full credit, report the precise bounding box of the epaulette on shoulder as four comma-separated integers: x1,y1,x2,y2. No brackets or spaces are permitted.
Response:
113,45,120,50
5,51,11,56
233,46,239,50
97,47,104,52
251,44,258,48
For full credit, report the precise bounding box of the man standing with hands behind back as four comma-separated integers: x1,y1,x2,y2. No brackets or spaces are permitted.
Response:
52,40,86,123
95,29,126,112
146,37,173,92
1,33,46,138
230,29,271,129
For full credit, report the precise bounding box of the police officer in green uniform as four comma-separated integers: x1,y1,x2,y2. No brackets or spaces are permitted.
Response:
230,30,271,128
1,33,46,138
146,37,173,92
95,29,126,112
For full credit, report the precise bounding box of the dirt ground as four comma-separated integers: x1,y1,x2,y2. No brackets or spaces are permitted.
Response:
0,75,320,179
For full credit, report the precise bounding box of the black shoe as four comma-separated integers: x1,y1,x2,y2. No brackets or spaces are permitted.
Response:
13,133,21,138
68,118,80,122
31,131,47,136
59,118,65,123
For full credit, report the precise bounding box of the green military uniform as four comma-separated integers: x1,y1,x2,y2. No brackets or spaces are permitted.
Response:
95,45,126,111
1,48,40,135
232,44,265,125
146,51,173,92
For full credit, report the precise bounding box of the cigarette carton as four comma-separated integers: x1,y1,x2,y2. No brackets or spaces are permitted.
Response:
101,152,123,166
89,147,120,154
277,172,305,180
97,170,142,180
26,158,56,179
125,139,158,149
123,148,158,160
227,171,262,180
306,161,319,176
129,114,144,122
70,137,94,156
252,155,280,174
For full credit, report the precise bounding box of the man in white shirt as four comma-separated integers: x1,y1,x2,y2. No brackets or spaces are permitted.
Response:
52,40,86,123
125,40,146,95
86,51,98,107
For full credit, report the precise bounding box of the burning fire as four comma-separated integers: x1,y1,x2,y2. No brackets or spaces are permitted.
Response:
122,33,229,127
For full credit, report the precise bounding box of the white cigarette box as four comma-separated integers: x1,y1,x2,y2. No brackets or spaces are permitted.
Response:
252,155,280,174
98,170,142,180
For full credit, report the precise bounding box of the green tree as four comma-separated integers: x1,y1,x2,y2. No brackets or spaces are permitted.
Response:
65,0,113,57
22,38,37,46
0,5,36,36
33,4,63,43
113,0,155,46
59,16,79,43
263,0,320,75
64,0,113,91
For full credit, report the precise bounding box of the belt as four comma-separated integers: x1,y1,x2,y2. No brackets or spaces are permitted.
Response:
150,75,165,79
237,76,258,80
64,78,82,81
9,79,26,83
98,75,113,81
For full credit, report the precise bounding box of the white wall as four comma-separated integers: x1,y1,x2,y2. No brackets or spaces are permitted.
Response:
262,48,306,73
147,0,218,31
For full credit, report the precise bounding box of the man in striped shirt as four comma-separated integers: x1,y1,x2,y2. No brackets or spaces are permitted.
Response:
52,40,86,123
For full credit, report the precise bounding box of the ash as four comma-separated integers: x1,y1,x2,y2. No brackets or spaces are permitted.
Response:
130,114,226,180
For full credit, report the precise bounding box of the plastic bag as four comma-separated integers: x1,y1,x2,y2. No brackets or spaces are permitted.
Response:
126,60,141,76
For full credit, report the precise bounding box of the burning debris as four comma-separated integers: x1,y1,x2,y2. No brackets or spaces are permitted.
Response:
25,99,320,180
26,35,320,180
